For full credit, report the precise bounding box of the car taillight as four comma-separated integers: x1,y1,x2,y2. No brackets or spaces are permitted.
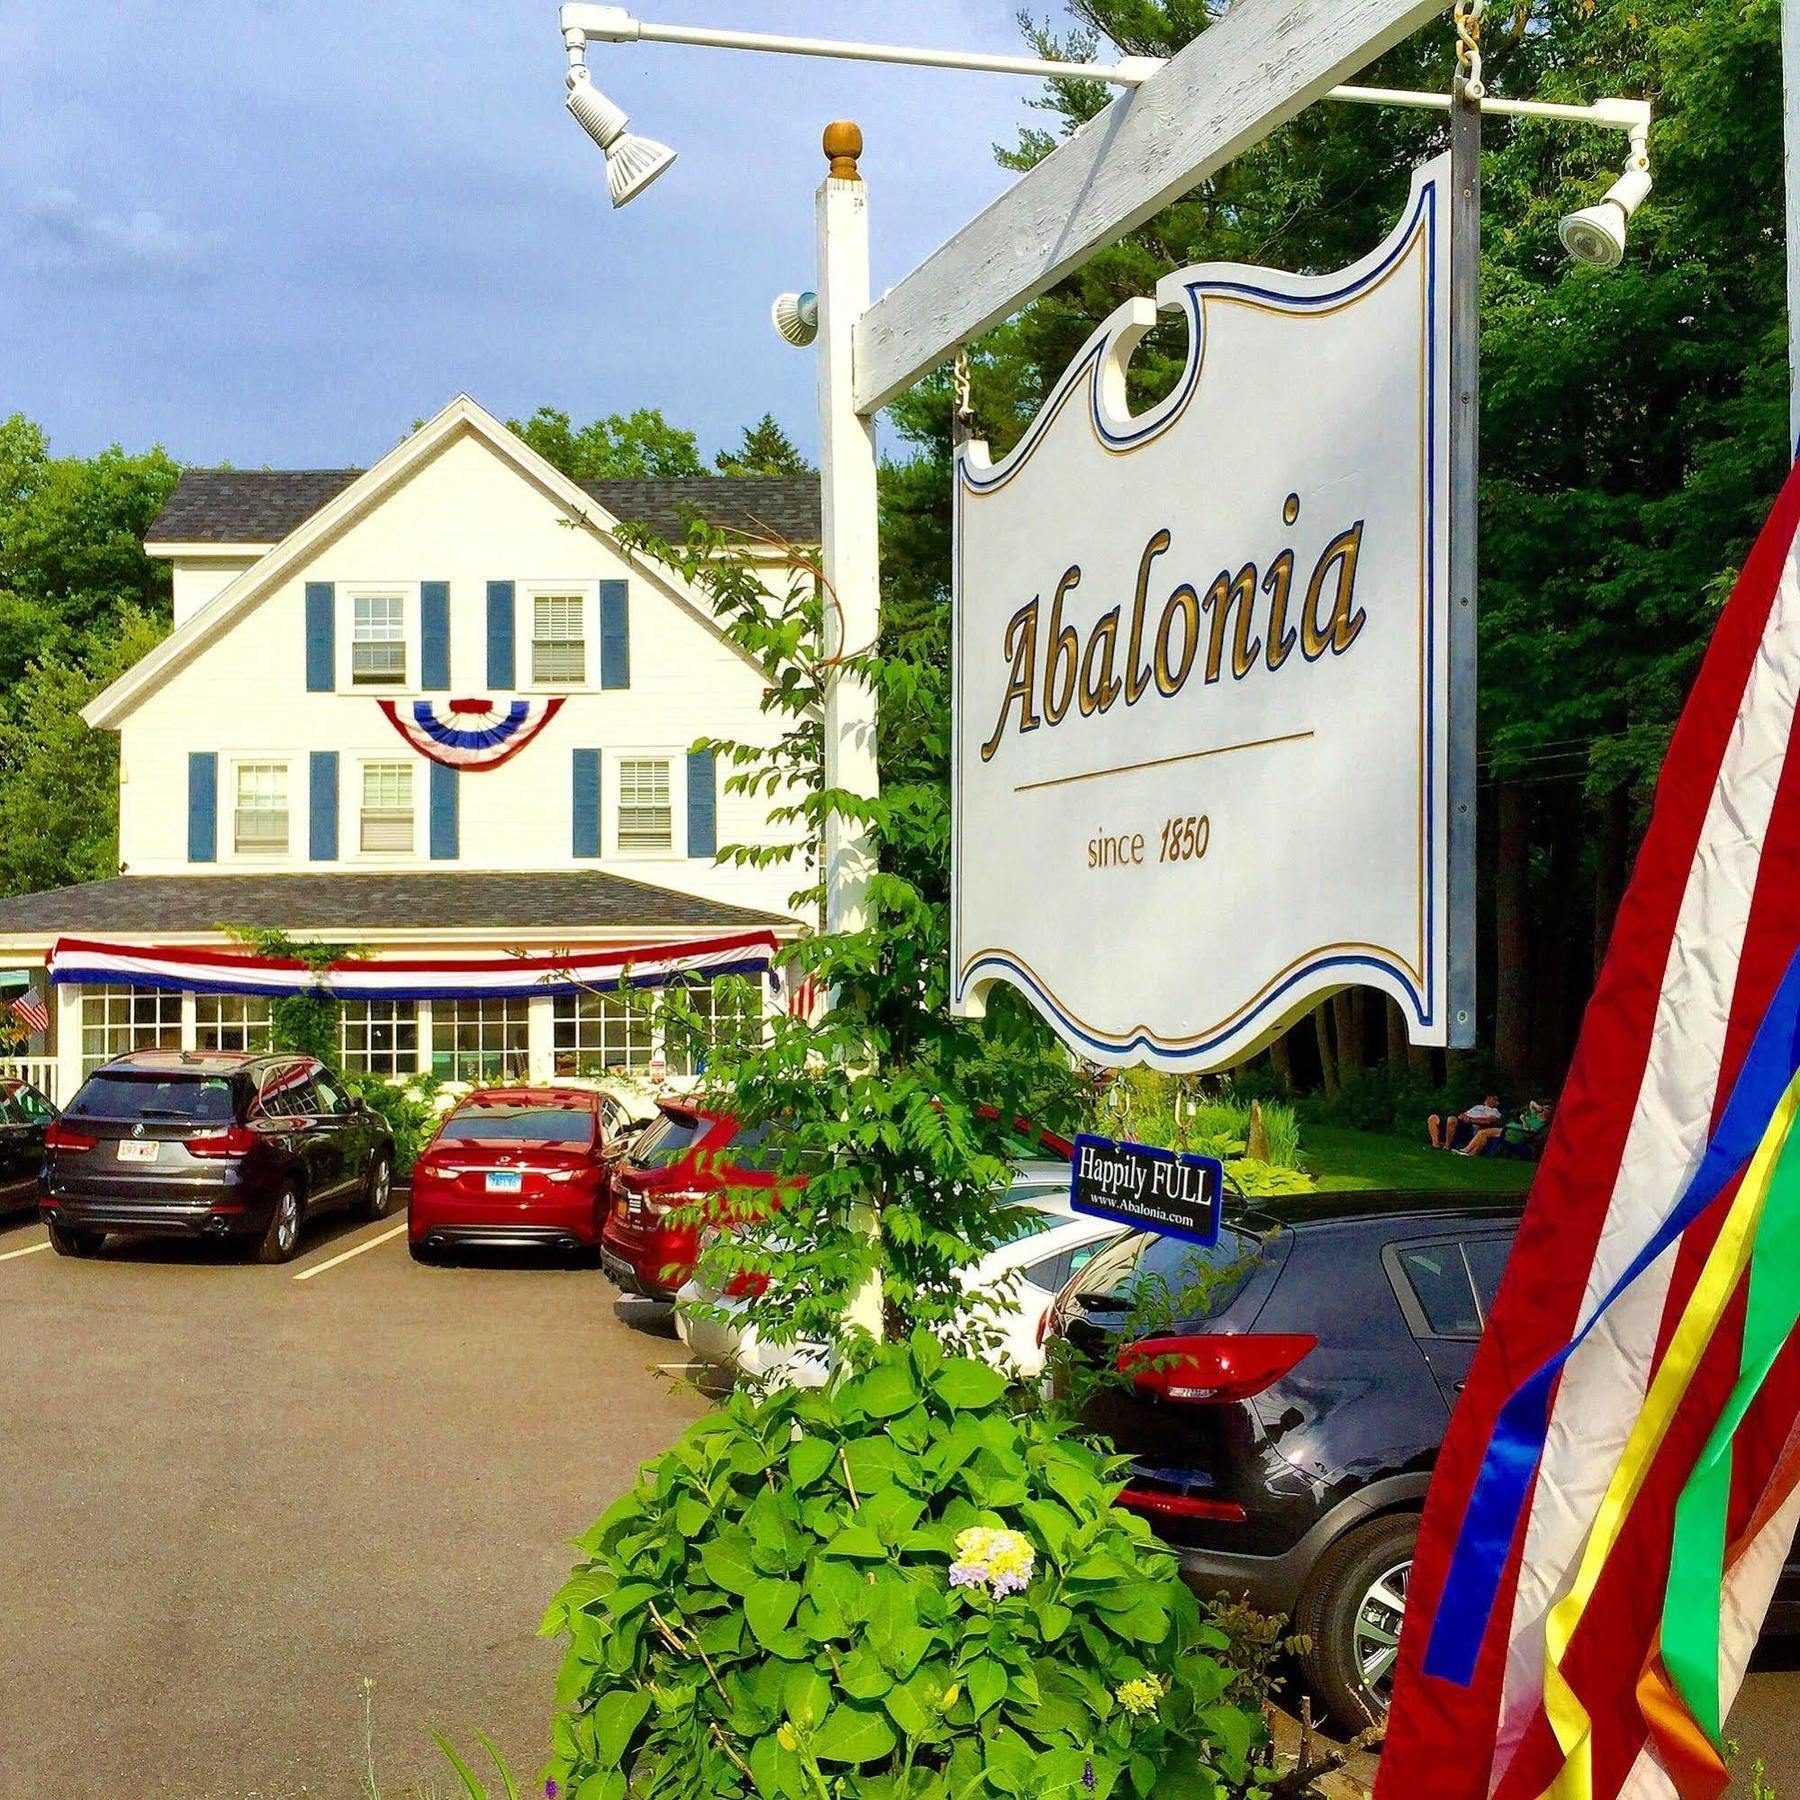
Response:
1035,1304,1053,1350
723,1270,770,1300
44,1121,97,1153
1117,1333,1317,1404
1119,1487,1248,1524
184,1124,260,1159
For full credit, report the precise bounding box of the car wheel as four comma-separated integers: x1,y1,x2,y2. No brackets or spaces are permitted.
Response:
256,1183,304,1265
359,1152,395,1221
1294,1512,1417,1735
46,1222,106,1258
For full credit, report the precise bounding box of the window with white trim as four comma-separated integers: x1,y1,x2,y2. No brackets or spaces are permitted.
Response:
79,985,181,1072
195,994,273,1053
663,978,763,1078
351,594,406,684
552,992,653,1075
340,1000,419,1076
616,758,673,852
431,998,529,1083
532,593,585,684
233,762,289,855
360,762,414,853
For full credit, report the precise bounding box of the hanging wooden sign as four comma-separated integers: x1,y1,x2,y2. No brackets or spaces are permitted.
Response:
950,157,1468,1071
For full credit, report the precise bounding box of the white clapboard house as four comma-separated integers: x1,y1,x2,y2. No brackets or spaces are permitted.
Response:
0,396,818,1101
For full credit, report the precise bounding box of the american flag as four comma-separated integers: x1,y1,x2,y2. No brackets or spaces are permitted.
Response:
7,988,48,1036
1383,461,1800,1797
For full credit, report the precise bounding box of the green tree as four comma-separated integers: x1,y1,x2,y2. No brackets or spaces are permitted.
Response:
715,411,815,476
506,404,706,480
0,608,166,895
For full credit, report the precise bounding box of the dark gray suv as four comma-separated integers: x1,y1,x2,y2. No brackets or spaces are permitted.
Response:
39,1050,395,1263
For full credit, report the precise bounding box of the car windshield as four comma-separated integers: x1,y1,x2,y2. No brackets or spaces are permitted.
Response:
632,1109,712,1169
439,1104,593,1145
68,1073,238,1124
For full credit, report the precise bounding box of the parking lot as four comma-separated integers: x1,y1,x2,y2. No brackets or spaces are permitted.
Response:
0,1199,702,1798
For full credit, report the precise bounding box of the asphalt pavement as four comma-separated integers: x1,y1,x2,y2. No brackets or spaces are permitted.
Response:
0,1202,702,1798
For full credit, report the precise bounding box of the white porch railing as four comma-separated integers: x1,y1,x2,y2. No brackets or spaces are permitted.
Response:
0,1057,62,1105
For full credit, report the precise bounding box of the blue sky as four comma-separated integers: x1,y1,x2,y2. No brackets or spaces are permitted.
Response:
2,2,1068,469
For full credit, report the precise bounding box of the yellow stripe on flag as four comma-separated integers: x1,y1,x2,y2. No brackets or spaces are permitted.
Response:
1534,1069,1800,1800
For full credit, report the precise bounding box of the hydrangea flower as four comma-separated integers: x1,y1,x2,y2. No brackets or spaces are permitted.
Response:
1115,1675,1165,1717
948,1526,1036,1598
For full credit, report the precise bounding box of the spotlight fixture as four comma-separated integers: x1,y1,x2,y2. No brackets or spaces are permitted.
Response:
564,66,676,208
771,291,819,348
1560,159,1652,270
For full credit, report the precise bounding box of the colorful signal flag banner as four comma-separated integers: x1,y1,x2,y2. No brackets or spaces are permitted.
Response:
1381,460,1800,1800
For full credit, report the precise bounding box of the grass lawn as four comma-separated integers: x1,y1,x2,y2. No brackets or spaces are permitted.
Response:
1302,1122,1536,1194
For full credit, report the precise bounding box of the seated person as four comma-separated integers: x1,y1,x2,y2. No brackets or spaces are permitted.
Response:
1429,1094,1502,1151
1463,1098,1554,1160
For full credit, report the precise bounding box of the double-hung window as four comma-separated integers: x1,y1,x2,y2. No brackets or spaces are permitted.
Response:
234,762,289,855
351,594,406,684
361,762,414,853
616,758,673,852
532,594,585,684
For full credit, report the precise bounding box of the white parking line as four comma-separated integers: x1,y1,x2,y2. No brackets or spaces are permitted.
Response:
0,1235,50,1263
292,1221,408,1281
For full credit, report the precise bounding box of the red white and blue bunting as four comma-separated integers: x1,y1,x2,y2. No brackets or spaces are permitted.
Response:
46,932,781,1003
377,697,566,770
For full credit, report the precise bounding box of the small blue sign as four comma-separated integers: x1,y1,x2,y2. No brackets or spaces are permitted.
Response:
1069,1132,1224,1249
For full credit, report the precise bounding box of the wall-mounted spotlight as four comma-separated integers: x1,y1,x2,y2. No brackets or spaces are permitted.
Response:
772,291,819,348
1560,137,1652,269
564,63,676,207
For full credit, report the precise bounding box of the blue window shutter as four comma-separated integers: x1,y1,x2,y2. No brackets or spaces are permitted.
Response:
305,582,335,691
572,750,601,859
429,762,459,861
187,753,218,863
308,752,339,862
687,750,717,859
600,582,630,689
421,582,451,690
486,581,515,689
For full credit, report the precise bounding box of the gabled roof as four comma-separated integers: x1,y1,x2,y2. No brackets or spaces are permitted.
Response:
148,469,821,547
0,871,795,937
88,395,798,730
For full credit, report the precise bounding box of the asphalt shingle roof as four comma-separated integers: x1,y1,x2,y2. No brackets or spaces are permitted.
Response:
148,469,822,546
0,873,794,937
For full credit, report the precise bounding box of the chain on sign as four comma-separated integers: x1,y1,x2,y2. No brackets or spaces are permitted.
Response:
1454,0,1486,97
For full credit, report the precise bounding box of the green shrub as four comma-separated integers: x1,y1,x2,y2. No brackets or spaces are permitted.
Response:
542,1333,1263,1799
344,1073,446,1176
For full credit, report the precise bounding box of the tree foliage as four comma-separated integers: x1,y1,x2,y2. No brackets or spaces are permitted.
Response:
507,405,707,480
716,412,815,478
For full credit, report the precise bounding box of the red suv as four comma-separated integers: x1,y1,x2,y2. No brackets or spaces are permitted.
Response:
600,1102,791,1300
409,1087,631,1262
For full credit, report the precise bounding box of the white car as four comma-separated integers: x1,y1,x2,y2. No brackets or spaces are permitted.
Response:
675,1162,1124,1387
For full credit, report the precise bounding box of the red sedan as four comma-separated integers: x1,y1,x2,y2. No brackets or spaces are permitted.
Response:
600,1101,791,1300
408,1087,618,1261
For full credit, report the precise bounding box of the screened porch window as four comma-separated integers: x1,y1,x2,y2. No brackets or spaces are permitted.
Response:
80,986,181,1072
340,1000,419,1076
552,992,653,1075
431,999,529,1083
194,994,273,1053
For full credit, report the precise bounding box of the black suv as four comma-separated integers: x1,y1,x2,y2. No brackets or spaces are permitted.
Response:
39,1051,396,1263
0,1078,56,1213
1051,1190,1800,1731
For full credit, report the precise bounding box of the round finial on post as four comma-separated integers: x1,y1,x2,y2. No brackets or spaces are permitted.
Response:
823,120,863,181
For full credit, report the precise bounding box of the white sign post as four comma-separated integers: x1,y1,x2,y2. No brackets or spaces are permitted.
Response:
949,160,1466,1071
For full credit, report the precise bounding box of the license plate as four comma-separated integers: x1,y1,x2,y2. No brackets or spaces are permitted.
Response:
117,1140,158,1163
485,1170,524,1194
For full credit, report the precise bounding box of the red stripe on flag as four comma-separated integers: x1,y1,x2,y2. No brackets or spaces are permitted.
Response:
1381,460,1800,1798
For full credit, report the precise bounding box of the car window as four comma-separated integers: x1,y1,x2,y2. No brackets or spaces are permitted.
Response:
1070,1227,1262,1325
1395,1242,1482,1337
1021,1247,1075,1293
632,1109,711,1168
15,1085,53,1122
1462,1235,1513,1317
252,1062,316,1118
312,1073,350,1116
439,1105,595,1145
68,1074,238,1124
600,1096,631,1138
993,1203,1065,1246
0,1091,24,1126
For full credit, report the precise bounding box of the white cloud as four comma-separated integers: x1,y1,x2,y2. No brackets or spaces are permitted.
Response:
20,187,223,282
